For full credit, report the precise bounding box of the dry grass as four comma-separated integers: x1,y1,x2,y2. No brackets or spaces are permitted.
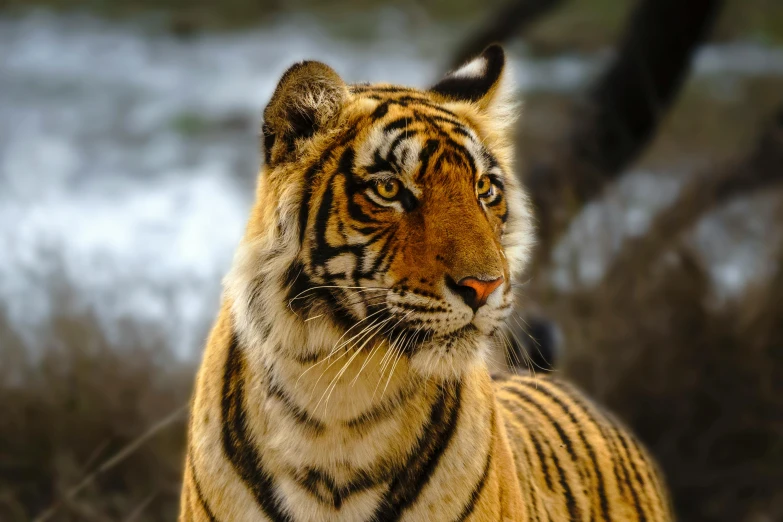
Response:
0,291,193,522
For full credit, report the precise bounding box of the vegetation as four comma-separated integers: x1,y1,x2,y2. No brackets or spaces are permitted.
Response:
0,291,192,521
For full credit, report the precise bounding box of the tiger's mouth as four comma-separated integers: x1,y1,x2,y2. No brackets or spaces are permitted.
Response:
309,277,505,337
383,319,479,345
290,281,504,374
355,298,487,354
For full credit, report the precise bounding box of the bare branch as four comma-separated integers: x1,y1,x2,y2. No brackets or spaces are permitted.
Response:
32,404,188,522
526,0,724,265
605,105,783,288
450,0,566,69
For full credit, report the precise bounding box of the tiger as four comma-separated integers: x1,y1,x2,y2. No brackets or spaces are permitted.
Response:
179,44,673,521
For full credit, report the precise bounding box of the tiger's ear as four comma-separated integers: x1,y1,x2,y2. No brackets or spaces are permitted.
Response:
262,61,348,166
429,44,515,124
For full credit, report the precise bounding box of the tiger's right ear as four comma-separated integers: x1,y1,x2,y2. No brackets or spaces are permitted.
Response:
262,61,348,166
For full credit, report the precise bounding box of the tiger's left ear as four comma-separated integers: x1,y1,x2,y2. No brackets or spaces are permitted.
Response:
429,44,515,126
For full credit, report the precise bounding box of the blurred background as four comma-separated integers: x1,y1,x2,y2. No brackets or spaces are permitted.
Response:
0,0,781,520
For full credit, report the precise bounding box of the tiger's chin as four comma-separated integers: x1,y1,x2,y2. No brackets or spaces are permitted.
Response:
407,325,494,381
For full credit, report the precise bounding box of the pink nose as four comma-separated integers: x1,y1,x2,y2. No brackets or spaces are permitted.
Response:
456,276,504,311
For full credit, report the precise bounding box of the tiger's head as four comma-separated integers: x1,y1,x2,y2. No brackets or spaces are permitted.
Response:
227,45,533,380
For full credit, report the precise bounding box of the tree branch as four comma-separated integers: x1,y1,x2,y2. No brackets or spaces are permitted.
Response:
604,105,783,288
526,0,724,265
450,0,566,69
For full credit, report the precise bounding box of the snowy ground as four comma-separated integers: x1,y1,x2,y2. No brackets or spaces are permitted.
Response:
1,11,781,358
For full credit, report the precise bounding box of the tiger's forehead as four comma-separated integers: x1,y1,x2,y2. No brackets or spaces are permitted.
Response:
347,84,496,182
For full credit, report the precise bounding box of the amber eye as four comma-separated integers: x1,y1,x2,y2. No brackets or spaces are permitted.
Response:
375,179,401,200
477,175,493,197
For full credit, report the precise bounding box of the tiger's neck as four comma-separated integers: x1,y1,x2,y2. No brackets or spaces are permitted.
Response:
258,331,426,431
188,303,519,521
249,312,497,514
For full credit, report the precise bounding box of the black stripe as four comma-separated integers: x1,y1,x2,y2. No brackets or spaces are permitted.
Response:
416,129,478,178
289,348,325,365
298,153,331,244
536,424,578,521
527,427,554,490
188,455,218,522
500,389,581,521
623,431,660,520
384,116,413,132
266,379,326,435
500,408,544,522
296,466,381,509
311,174,338,265
417,139,440,177
366,148,396,175
388,129,417,161
485,195,505,208
372,100,391,119
297,130,358,245
519,380,611,521
555,381,648,521
454,404,495,521
346,194,378,224
627,435,667,516
507,409,542,522
371,381,462,521
389,301,448,313
486,172,505,191
221,334,293,522
366,229,397,275
343,380,418,432
500,397,571,521
607,424,647,521
427,113,471,130
453,447,492,521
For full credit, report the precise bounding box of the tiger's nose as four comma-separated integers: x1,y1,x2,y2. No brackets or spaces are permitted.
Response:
451,276,504,312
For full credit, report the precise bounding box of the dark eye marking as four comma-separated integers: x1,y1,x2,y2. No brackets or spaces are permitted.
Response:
486,173,505,191
398,189,418,212
484,196,505,208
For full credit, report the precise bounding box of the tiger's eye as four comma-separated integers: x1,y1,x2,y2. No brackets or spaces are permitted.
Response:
376,179,401,200
477,175,493,197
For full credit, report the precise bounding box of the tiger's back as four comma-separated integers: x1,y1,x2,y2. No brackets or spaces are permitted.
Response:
179,45,673,521
494,374,671,521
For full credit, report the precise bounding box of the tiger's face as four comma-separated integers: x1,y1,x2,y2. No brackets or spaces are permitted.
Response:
228,46,532,379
